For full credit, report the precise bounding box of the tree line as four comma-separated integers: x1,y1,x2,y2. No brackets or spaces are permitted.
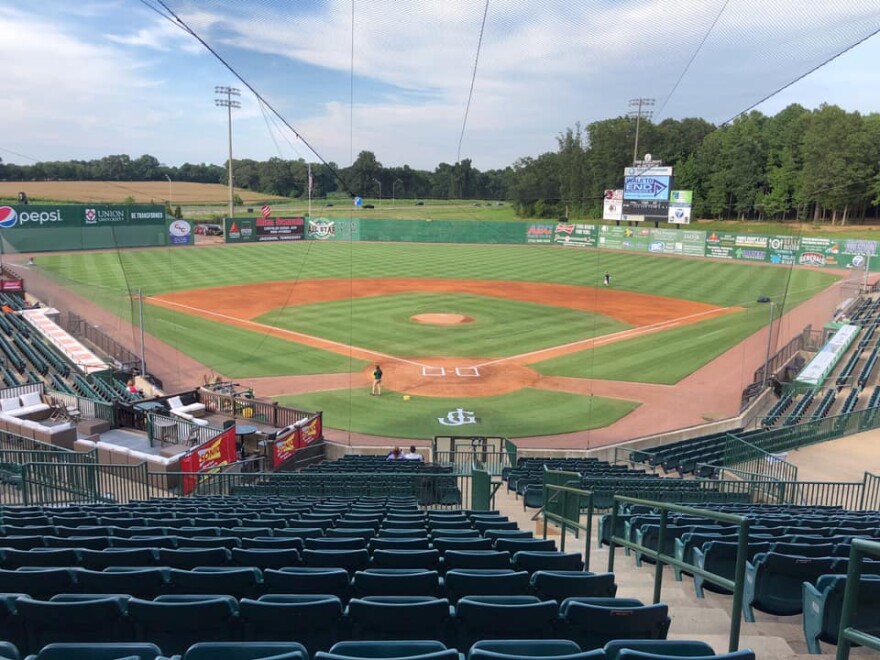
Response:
2,103,879,223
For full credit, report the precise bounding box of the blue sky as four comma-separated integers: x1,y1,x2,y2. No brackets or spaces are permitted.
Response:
1,0,880,171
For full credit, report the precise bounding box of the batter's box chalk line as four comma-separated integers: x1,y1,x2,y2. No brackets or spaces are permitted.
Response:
455,367,480,377
422,366,446,377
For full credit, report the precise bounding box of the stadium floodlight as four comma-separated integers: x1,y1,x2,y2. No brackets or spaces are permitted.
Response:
215,86,241,219
757,296,776,388
627,98,655,167
372,178,382,200
393,178,403,205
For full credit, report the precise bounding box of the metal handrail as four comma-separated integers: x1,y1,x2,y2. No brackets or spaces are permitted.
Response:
837,537,880,660
541,481,594,571
606,495,750,653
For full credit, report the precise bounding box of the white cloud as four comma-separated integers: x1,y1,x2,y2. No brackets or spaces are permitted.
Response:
108,17,205,55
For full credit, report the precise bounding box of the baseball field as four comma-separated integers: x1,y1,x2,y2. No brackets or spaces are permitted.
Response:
33,239,840,442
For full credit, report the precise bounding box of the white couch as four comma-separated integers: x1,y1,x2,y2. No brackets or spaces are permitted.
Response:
0,391,52,419
167,395,207,424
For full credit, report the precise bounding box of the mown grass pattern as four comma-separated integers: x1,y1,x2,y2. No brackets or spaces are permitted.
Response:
36,242,838,383
277,387,639,439
257,292,629,358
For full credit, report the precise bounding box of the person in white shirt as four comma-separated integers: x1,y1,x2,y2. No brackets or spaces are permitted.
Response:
403,446,422,461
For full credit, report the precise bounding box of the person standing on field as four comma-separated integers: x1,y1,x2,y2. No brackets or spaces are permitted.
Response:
371,364,383,396
604,271,611,287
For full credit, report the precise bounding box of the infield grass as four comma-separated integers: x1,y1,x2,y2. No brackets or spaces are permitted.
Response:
257,292,629,358
276,387,639,439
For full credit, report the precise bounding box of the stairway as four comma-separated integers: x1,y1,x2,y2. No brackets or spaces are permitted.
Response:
492,485,871,659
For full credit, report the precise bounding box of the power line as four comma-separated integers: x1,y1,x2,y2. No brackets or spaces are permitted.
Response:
456,0,491,166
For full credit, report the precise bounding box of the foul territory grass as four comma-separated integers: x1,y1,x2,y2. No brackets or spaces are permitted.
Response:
257,293,629,358
277,387,639,439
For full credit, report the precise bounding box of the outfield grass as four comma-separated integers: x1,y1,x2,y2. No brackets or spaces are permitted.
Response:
256,292,629,358
276,387,639,439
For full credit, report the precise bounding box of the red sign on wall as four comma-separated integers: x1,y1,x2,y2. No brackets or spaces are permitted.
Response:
269,414,323,468
180,426,236,494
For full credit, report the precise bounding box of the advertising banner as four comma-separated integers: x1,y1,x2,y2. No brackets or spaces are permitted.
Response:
180,427,237,495
596,225,652,252
667,190,693,225
553,223,596,247
254,216,305,242
307,218,361,241
0,204,166,230
704,231,738,259
767,235,800,265
525,223,554,244
168,219,193,246
300,414,322,446
602,190,623,222
623,176,671,201
271,426,299,469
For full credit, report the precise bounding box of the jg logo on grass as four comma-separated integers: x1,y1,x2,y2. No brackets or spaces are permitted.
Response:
438,408,478,426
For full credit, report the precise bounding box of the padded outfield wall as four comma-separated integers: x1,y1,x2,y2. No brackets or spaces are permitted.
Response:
0,204,190,253
222,216,879,271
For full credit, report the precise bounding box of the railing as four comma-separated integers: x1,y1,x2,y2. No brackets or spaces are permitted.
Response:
742,325,812,409
0,382,42,400
606,496,750,653
504,438,517,468
61,312,141,372
146,412,221,448
198,389,316,427
836,538,880,660
541,469,593,570
614,446,658,471
860,471,880,510
723,433,798,482
470,468,500,511
434,449,510,476
21,461,152,505
48,390,116,424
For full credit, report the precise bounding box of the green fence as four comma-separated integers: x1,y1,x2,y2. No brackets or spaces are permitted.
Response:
470,468,500,511
861,472,880,510
541,474,594,570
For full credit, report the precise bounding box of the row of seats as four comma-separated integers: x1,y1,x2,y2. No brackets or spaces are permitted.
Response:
0,638,755,660
0,547,585,574
0,566,614,602
0,592,671,656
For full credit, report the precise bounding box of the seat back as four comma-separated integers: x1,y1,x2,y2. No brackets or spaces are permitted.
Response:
530,571,617,600
347,596,450,640
560,598,671,649
353,569,440,597
239,595,343,655
181,641,308,660
444,569,530,602
455,596,559,647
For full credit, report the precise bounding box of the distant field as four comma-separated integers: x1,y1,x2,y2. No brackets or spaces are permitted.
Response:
0,181,285,204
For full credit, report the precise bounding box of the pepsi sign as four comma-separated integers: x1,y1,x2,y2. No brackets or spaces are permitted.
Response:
0,206,17,229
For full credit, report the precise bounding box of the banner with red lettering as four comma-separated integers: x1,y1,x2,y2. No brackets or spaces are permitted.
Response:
271,425,299,468
300,414,322,446
180,426,236,494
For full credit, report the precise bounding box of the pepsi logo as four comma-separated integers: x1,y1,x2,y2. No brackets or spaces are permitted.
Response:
0,206,17,229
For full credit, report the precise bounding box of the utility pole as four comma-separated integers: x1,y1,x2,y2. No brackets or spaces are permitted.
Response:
627,98,655,166
215,86,241,219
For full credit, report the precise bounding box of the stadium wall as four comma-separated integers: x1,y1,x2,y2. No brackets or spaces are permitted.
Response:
0,204,190,252
223,216,878,270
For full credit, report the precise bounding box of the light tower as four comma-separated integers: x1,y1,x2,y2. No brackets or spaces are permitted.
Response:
215,86,241,219
627,98,655,166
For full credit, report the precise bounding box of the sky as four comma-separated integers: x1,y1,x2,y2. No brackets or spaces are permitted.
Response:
1,0,880,171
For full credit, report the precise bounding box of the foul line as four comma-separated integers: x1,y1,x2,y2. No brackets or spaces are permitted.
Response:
476,305,741,368
144,296,432,369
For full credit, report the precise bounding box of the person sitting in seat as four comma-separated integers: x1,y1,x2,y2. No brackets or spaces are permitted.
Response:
403,446,423,461
387,446,403,460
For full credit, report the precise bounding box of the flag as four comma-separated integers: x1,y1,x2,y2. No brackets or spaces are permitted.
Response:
308,165,313,195
260,205,271,218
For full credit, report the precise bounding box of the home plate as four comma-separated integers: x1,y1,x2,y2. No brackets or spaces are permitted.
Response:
422,366,446,376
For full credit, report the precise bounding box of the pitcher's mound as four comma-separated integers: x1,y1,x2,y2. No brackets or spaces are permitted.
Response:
411,313,473,325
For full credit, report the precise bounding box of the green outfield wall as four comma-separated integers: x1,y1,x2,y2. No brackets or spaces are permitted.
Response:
0,204,188,253
226,215,878,271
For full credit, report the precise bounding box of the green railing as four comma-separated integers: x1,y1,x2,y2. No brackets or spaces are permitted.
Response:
504,438,517,468
746,405,879,455
606,496,750,653
541,471,593,571
48,390,116,426
836,538,880,660
470,468,500,511
434,449,509,476
613,446,658,471
860,471,880,510
21,462,152,505
723,433,798,482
